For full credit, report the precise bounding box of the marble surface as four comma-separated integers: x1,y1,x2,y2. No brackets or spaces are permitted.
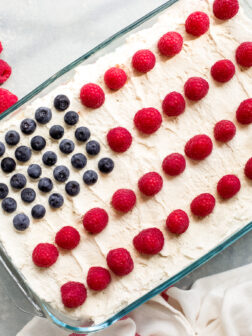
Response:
0,0,251,335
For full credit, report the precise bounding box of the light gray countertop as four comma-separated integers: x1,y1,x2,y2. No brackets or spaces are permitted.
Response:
0,0,251,335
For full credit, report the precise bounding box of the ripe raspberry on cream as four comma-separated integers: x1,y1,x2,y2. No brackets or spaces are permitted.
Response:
104,67,127,90
134,108,162,134
133,228,164,255
236,98,252,125
185,11,210,36
213,0,239,20
132,49,156,73
158,32,183,57
0,0,251,326
107,127,132,153
111,189,136,213
83,208,109,234
162,92,186,117
235,42,252,67
0,59,12,84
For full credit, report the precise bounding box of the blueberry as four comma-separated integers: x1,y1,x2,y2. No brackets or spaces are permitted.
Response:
31,204,46,219
2,197,17,213
49,193,64,208
15,146,32,162
13,213,30,231
86,140,100,156
0,183,8,199
75,127,90,142
10,173,27,189
54,94,70,111
83,170,98,185
38,177,53,193
49,125,64,140
21,188,36,203
31,136,46,151
71,153,87,169
42,151,57,166
1,157,16,173
35,107,52,124
0,142,5,157
20,118,36,135
5,130,20,146
98,157,114,173
65,181,80,196
53,165,70,182
27,164,42,179
59,139,75,154
64,111,79,126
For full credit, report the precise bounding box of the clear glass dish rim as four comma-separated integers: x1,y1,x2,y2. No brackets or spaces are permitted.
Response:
0,0,251,333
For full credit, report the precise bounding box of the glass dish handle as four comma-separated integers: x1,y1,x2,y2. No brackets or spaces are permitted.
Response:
0,254,45,318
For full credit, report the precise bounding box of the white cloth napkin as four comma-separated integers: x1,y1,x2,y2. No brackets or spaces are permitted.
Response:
17,263,252,336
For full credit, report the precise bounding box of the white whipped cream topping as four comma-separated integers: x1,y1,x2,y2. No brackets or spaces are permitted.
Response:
0,0,251,324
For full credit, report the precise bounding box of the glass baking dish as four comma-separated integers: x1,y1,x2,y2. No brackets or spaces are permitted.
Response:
0,0,251,334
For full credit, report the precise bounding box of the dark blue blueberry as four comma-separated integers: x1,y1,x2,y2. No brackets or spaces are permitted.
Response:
71,153,87,169
38,177,53,193
64,111,79,126
35,107,52,124
59,139,75,154
27,164,42,179
65,181,80,196
5,130,20,146
2,197,17,213
53,165,70,182
54,94,70,111
21,188,36,203
0,142,5,157
83,170,98,185
31,136,46,151
42,151,57,166
10,173,27,189
1,157,16,173
15,146,32,162
49,193,64,208
13,213,30,231
31,204,46,219
20,118,36,135
86,140,100,156
0,183,8,199
49,125,64,140
75,126,90,142
98,157,114,173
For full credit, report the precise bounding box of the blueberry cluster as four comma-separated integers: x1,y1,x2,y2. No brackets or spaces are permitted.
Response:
0,94,115,232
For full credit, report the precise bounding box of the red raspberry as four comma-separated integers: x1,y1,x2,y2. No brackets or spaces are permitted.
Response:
55,226,80,250
0,88,18,114
244,157,252,180
111,189,136,213
162,91,186,117
162,153,186,176
166,209,189,234
0,60,12,84
185,12,210,37
104,67,127,90
138,172,163,196
80,83,105,109
132,49,156,73
106,248,134,276
211,59,235,83
0,42,2,54
236,42,252,68
236,98,252,125
184,77,209,101
213,0,239,20
87,266,111,291
107,127,132,153
134,107,162,134
61,281,87,308
214,120,236,142
185,134,213,160
217,174,241,199
83,208,109,234
190,193,216,217
158,32,183,57
133,228,164,255
32,243,59,268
